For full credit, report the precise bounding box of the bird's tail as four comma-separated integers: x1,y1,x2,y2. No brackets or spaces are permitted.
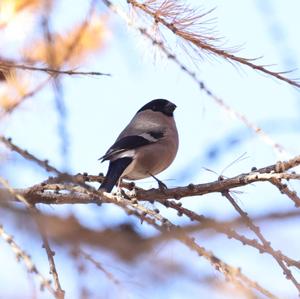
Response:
99,157,132,192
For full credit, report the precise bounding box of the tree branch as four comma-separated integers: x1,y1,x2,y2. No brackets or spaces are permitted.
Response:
0,154,299,205
126,0,300,88
0,61,110,76
0,176,65,299
0,224,55,297
223,191,300,294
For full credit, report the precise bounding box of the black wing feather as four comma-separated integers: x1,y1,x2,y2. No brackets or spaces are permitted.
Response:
99,157,132,192
149,131,164,139
99,132,164,162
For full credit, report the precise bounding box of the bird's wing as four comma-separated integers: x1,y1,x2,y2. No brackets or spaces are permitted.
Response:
99,131,164,162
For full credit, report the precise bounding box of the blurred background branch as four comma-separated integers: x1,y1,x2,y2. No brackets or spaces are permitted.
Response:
0,0,299,298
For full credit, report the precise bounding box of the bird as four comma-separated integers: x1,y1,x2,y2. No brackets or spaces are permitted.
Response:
99,99,179,192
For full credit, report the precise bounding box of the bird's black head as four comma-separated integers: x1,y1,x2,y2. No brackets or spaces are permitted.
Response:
137,99,177,117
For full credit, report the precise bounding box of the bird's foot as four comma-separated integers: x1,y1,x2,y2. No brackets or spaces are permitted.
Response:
150,174,168,192
114,187,130,200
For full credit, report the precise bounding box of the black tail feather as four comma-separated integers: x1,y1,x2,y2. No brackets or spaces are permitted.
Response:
99,157,132,192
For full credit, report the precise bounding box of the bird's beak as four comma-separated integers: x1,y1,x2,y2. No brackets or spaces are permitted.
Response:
165,102,177,114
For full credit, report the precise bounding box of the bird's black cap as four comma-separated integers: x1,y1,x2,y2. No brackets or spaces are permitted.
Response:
137,99,177,117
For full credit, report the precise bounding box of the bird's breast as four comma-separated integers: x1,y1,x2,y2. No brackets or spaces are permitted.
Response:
122,133,178,180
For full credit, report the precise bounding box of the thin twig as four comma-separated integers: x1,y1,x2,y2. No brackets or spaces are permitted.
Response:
1,77,52,115
270,178,300,207
0,224,55,297
0,136,61,175
154,198,300,270
3,174,276,298
0,176,65,299
0,61,110,76
107,192,277,299
223,191,300,295
78,249,121,286
127,0,300,88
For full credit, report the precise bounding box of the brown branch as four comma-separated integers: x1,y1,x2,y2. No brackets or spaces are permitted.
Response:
37,217,65,299
0,176,65,299
270,178,300,207
0,135,136,191
100,191,273,297
0,135,61,175
2,150,299,276
13,182,300,269
3,179,276,298
1,154,299,205
125,201,277,299
127,0,300,88
154,198,300,270
2,188,277,297
0,61,110,76
3,200,300,271
77,249,121,286
6,200,300,266
0,203,151,261
101,190,275,298
2,134,298,297
2,151,300,275
0,224,55,297
132,156,300,201
212,210,300,227
1,77,51,116
223,191,300,295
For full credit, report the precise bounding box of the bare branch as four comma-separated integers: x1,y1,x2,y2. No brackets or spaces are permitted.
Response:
0,176,65,299
101,190,276,298
126,0,300,88
0,225,55,297
1,77,52,116
153,198,300,270
223,191,300,295
1,177,276,298
270,178,300,207
0,61,110,77
1,154,299,205
0,136,61,175
77,249,121,286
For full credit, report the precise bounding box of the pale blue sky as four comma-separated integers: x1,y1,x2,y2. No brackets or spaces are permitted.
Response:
1,0,300,298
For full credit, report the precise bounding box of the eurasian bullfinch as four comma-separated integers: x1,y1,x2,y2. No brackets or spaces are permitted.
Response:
99,99,179,192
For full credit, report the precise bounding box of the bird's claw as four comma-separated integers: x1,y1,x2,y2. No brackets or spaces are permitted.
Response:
114,187,130,200
150,174,168,192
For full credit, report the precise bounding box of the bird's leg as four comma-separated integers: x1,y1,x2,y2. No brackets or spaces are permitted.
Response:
117,178,122,190
114,179,122,197
115,179,130,199
149,173,168,191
